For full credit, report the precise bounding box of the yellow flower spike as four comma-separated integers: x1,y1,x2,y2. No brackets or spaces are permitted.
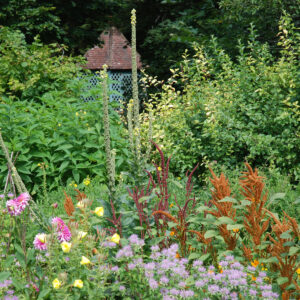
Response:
80,256,91,265
73,279,83,288
111,233,120,244
94,207,104,217
61,241,72,253
78,231,87,240
52,278,61,289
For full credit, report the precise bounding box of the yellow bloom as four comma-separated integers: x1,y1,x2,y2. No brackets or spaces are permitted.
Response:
73,279,83,288
232,228,239,233
170,231,175,236
61,242,72,253
157,167,162,171
94,207,104,217
80,256,91,265
297,268,300,275
74,183,78,187
77,201,85,209
170,203,174,208
58,123,61,127
52,278,61,289
83,177,91,186
111,233,120,244
252,276,256,281
76,112,79,116
78,231,87,240
177,177,181,180
251,260,259,268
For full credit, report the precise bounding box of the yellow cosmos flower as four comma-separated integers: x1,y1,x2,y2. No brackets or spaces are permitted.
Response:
73,279,83,288
61,242,72,253
78,231,87,240
80,256,91,265
94,207,104,217
251,260,259,268
111,233,120,244
52,278,61,289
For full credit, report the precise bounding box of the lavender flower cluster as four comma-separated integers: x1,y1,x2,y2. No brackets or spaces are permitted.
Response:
0,279,18,300
190,255,279,300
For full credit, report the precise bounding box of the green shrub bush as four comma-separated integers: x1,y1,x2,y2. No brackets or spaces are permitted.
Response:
141,17,300,181
0,79,130,193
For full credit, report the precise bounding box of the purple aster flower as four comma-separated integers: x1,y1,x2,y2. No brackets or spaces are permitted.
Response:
151,245,160,252
119,285,126,291
260,285,272,290
101,241,116,248
208,284,219,294
150,252,161,260
170,288,180,296
111,266,119,272
198,266,206,272
6,290,14,295
160,276,169,285
249,289,257,296
0,194,4,198
225,255,234,261
128,263,136,270
65,257,70,262
148,278,158,289
248,266,256,272
163,296,176,300
195,280,205,288
219,260,229,267
193,260,203,267
178,281,185,288
259,271,267,278
180,290,194,298
144,262,156,271
220,287,230,295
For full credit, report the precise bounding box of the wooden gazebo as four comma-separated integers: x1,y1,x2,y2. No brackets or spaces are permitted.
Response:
84,27,142,101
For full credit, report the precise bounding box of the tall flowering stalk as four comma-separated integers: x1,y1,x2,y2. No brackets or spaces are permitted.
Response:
101,64,115,198
131,9,141,162
127,99,135,154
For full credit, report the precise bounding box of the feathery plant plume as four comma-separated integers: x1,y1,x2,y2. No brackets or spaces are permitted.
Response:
63,191,75,217
131,9,141,162
127,99,134,154
0,131,47,229
101,64,115,199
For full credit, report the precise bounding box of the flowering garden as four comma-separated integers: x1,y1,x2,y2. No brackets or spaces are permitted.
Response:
0,9,300,300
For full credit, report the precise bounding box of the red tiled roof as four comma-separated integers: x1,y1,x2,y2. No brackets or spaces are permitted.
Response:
84,27,142,70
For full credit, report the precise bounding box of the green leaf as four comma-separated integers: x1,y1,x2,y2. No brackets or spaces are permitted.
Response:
240,200,251,206
289,246,299,256
277,277,289,285
216,216,235,225
59,161,69,172
12,277,23,290
219,197,237,203
199,253,210,261
0,271,11,282
269,193,286,203
227,224,244,230
188,253,201,260
204,230,218,239
38,288,51,299
280,230,292,239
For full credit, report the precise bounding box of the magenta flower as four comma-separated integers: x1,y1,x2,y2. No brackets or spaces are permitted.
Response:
6,193,30,216
33,233,48,251
52,217,72,242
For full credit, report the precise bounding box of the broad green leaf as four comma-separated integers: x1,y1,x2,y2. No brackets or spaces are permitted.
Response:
204,230,218,239
219,197,237,203
216,216,235,225
277,277,289,285
289,246,299,256
188,253,201,260
0,271,11,282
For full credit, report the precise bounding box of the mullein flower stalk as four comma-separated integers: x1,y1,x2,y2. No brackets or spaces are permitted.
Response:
145,104,153,163
127,99,135,154
101,65,115,198
131,9,141,162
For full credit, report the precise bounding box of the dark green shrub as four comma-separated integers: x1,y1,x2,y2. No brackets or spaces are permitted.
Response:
0,79,130,193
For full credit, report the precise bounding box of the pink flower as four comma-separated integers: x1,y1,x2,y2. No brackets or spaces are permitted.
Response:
52,217,71,242
33,233,48,251
6,193,30,216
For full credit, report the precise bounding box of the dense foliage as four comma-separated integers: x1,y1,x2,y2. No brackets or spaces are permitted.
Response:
141,17,300,181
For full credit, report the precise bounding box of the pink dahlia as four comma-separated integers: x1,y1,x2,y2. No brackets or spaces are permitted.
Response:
33,233,48,251
6,193,30,216
52,217,72,242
